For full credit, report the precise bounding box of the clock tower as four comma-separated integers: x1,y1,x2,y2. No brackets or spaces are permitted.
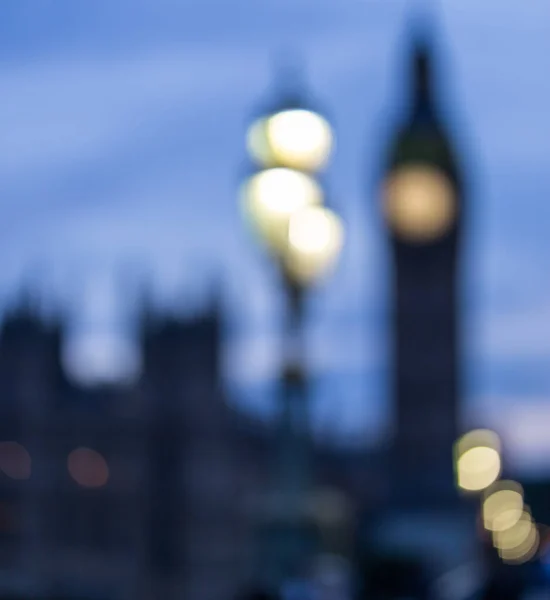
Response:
381,33,464,510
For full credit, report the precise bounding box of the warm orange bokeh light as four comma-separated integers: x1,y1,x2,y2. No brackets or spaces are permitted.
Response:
0,441,31,480
68,447,109,488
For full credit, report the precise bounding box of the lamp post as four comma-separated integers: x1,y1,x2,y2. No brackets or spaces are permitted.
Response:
241,91,344,589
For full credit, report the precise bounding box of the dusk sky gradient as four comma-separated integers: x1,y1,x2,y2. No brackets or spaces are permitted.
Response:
1,0,550,475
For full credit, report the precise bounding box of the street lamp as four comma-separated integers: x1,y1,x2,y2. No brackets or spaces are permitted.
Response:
285,205,344,284
242,85,344,589
241,167,323,252
247,108,333,172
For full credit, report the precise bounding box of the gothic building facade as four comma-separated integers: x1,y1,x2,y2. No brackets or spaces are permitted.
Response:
0,293,367,600
0,295,263,600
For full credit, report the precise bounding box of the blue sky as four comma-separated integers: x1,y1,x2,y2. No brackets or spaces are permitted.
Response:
1,0,550,474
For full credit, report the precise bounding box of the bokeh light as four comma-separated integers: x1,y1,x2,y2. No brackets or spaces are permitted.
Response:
285,205,344,283
68,447,109,488
499,527,540,564
242,167,323,253
493,511,533,550
267,109,333,171
247,109,333,172
0,441,31,480
482,482,524,532
456,429,501,457
455,429,501,492
383,164,456,243
457,447,501,492
493,512,539,563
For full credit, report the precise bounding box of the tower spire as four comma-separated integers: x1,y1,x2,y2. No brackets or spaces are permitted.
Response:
407,0,438,35
406,1,439,115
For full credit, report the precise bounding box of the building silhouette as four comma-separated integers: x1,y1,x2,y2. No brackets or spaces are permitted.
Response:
384,33,464,510
0,287,364,600
0,290,258,600
368,19,476,574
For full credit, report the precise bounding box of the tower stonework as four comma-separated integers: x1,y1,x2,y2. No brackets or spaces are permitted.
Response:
0,288,366,598
372,27,476,572
0,292,257,600
139,302,253,600
384,39,463,509
0,301,65,589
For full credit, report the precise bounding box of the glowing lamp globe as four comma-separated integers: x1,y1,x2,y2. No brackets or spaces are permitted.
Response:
284,205,344,284
241,168,323,254
247,109,333,172
247,119,275,168
383,164,456,243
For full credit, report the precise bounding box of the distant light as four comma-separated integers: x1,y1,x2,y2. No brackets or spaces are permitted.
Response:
455,429,501,492
285,205,344,284
494,513,539,563
483,483,524,532
383,165,456,243
493,512,533,550
247,109,333,172
288,205,342,254
62,332,142,387
456,429,501,457
457,447,501,492
267,109,333,171
68,447,109,488
241,168,322,253
500,528,540,564
0,442,31,480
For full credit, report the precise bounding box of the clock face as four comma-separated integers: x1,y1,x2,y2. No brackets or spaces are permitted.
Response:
383,164,456,243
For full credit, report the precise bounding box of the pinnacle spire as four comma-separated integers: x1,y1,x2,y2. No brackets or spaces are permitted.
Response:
406,3,439,114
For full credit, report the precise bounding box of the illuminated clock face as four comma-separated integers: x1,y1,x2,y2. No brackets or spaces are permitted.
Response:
383,164,456,243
